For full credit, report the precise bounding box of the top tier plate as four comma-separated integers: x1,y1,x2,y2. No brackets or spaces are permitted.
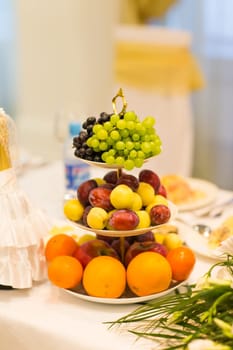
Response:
74,155,155,169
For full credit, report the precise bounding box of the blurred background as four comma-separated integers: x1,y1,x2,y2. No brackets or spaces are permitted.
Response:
0,0,232,190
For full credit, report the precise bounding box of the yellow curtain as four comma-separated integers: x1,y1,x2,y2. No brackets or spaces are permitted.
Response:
120,0,178,24
115,41,204,94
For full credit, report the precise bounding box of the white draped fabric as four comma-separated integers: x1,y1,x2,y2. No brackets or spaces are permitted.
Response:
0,168,50,288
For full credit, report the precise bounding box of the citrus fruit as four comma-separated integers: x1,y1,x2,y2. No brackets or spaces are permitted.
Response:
82,256,126,298
126,251,172,297
45,233,78,262
63,198,84,221
48,255,83,289
166,246,196,281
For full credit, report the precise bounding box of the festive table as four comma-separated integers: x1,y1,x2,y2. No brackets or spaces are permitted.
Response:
0,160,231,350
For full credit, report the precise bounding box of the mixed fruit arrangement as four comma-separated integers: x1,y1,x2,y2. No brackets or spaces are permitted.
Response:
63,168,171,232
44,168,196,299
72,106,162,170
45,91,196,299
45,226,196,299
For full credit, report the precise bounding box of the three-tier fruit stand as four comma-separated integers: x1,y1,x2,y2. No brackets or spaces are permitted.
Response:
63,90,179,303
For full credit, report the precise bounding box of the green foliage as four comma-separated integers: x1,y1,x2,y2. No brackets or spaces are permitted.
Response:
108,255,233,350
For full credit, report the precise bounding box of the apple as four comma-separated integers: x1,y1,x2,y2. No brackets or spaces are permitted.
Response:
153,232,166,244
77,233,96,245
124,236,136,245
96,234,115,245
131,192,143,211
86,207,108,229
108,209,139,230
77,179,97,206
134,231,155,242
82,205,92,226
139,169,161,192
111,238,130,258
63,198,84,222
135,210,151,229
163,233,183,250
150,204,171,226
136,182,155,206
110,184,134,209
124,241,168,266
146,195,168,213
116,173,139,191
88,186,113,211
74,239,120,268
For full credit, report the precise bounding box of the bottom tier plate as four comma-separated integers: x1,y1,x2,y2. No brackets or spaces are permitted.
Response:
63,280,186,305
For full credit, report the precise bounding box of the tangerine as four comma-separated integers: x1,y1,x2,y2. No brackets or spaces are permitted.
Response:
126,251,172,297
166,246,196,281
82,256,126,298
45,233,78,262
48,255,83,289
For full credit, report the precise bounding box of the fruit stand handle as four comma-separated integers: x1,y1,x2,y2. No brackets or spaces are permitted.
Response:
117,167,123,178
119,236,125,263
112,88,127,116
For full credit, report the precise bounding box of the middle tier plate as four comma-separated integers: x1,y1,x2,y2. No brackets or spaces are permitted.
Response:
68,201,177,237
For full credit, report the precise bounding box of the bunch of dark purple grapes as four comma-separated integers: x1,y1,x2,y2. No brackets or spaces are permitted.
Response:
72,112,112,162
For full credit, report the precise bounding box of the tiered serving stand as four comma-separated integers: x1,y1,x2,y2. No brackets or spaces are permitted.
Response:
63,91,180,303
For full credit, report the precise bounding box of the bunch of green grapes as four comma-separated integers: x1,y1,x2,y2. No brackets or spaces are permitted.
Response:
73,111,162,170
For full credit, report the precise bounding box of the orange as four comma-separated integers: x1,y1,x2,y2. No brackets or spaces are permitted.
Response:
166,246,196,282
48,255,83,289
83,256,126,298
126,251,172,297
45,233,78,262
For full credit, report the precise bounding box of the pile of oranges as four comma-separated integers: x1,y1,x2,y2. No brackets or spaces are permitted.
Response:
45,233,196,298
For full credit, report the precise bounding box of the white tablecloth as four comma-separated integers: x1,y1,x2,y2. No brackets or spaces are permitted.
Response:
0,161,230,350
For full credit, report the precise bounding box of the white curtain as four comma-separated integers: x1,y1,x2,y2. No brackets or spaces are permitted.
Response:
163,0,233,190
114,25,197,178
14,0,118,161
